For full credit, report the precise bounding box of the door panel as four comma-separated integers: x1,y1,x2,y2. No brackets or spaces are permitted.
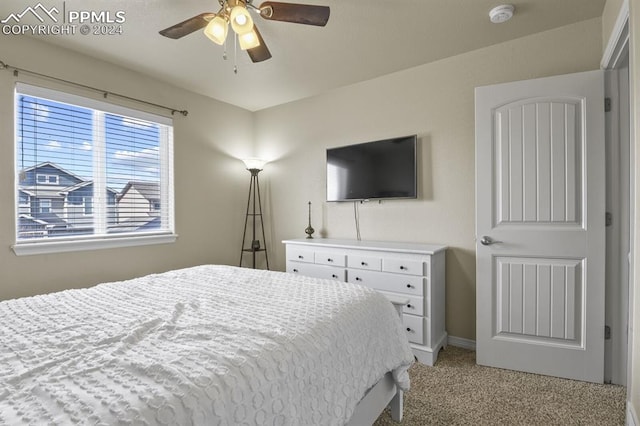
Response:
495,98,582,225
475,70,605,383
495,257,582,342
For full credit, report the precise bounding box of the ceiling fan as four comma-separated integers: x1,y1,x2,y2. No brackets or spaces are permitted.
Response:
159,0,330,63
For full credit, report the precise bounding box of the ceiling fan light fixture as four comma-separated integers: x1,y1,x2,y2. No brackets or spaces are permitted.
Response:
159,1,330,65
238,27,261,50
204,14,229,45
230,5,254,34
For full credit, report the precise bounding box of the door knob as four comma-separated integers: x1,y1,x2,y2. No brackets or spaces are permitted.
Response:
480,236,501,246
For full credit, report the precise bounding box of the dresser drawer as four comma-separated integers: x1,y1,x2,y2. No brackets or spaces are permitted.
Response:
403,314,426,345
312,267,346,281
287,261,316,276
382,258,426,276
287,261,346,281
315,251,346,267
287,247,315,263
348,254,382,271
348,270,424,296
379,290,424,316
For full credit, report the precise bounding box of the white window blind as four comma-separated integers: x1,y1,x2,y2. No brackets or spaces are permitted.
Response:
14,83,175,254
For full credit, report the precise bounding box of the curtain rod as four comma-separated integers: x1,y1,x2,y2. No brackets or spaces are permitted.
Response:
0,60,188,117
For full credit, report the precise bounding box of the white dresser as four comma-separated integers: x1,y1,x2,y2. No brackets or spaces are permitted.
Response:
283,238,447,366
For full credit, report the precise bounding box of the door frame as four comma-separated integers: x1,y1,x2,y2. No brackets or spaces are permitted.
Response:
601,0,631,387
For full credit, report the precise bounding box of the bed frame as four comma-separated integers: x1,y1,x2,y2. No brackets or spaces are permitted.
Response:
347,372,404,424
347,298,408,424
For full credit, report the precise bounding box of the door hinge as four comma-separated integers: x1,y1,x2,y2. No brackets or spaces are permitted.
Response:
606,212,613,227
605,325,611,340
605,97,612,112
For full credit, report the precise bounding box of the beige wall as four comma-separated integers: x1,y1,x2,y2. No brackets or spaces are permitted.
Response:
0,36,254,301
254,18,603,341
629,0,639,422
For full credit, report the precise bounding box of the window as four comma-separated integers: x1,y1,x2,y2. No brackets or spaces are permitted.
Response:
14,83,175,255
36,174,58,184
18,192,30,207
83,197,93,216
39,199,51,213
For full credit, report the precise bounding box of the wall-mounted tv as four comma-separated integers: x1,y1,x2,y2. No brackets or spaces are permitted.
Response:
326,135,417,201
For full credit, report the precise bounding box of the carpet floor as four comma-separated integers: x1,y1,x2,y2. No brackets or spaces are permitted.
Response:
374,346,626,425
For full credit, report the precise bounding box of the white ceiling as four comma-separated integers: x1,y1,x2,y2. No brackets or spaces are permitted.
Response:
1,0,606,111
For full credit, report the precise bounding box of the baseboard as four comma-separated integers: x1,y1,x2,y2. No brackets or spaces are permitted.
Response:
629,401,639,426
447,335,476,350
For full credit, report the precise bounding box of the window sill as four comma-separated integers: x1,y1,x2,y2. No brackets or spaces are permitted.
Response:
12,233,178,256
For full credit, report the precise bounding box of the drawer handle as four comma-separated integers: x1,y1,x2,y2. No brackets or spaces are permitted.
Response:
332,274,338,279
407,304,412,308
298,255,304,259
361,261,367,266
327,258,333,262
406,284,412,289
406,327,412,332
400,265,407,270
293,269,299,273
355,277,362,281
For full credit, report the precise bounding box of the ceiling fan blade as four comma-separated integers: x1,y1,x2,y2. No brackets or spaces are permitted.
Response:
247,26,272,63
259,2,330,27
159,13,214,39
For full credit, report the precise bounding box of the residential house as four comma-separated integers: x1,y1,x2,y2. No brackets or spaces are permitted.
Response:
114,181,161,231
17,162,118,238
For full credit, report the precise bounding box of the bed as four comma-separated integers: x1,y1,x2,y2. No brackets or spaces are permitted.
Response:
0,265,414,425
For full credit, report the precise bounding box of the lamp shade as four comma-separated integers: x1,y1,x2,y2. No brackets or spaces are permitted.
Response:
238,27,260,50
204,14,228,45
242,158,267,170
230,5,254,35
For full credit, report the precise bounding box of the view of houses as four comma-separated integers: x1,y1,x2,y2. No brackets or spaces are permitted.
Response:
18,162,161,239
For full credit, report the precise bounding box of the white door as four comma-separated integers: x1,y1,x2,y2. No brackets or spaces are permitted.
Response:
475,70,605,383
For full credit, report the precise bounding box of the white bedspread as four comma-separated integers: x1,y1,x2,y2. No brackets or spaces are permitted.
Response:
0,265,414,425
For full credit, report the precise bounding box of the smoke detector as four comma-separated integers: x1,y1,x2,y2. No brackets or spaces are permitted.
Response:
489,4,514,24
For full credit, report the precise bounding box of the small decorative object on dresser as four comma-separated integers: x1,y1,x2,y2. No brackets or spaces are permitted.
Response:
305,201,315,239
283,238,447,365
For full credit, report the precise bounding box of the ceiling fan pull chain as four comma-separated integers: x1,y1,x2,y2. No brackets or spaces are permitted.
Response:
223,37,228,61
234,33,238,74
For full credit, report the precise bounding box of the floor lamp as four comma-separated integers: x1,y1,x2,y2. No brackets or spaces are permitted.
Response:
239,158,270,269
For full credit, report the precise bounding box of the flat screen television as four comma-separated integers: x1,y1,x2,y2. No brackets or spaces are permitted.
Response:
326,135,417,201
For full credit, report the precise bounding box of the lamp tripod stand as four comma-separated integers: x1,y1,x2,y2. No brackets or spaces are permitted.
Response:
239,163,269,269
